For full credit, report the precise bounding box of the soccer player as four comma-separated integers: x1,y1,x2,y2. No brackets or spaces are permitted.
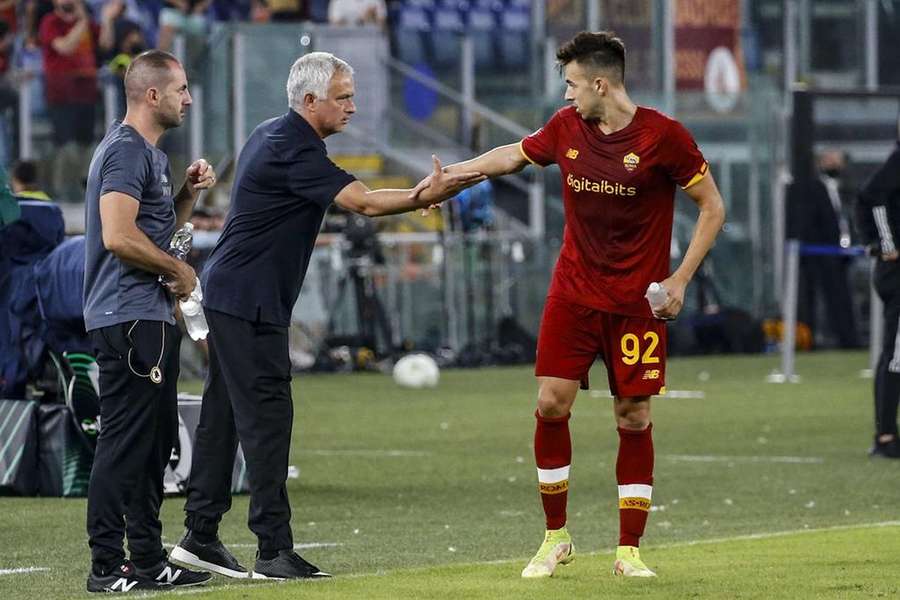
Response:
424,31,725,577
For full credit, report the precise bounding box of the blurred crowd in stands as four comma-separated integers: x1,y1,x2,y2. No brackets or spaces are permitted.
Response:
0,0,531,202
0,0,391,201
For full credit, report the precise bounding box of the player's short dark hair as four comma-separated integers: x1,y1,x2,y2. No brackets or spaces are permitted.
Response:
11,159,38,186
556,31,626,84
124,50,181,102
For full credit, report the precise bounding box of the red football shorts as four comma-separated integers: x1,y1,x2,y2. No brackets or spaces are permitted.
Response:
534,295,667,398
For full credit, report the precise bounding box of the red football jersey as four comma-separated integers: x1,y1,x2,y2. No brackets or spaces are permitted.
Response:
520,105,708,317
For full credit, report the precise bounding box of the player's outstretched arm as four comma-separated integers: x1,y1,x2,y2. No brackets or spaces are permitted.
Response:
656,173,726,319
409,143,530,201
444,143,530,178
335,155,485,217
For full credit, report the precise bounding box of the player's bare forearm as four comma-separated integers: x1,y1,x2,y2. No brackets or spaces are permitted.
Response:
444,144,529,178
653,175,724,320
671,174,726,286
335,178,483,217
338,156,485,216
408,146,523,202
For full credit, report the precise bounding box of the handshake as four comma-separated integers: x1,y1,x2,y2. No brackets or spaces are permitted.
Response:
407,155,486,214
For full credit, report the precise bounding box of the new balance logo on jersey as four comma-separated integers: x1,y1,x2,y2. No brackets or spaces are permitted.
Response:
566,173,637,196
642,369,660,380
155,566,183,584
110,578,139,592
565,148,579,159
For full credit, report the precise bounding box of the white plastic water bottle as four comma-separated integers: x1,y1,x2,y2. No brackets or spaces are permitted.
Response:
645,282,668,315
179,277,209,341
161,223,209,340
160,222,194,284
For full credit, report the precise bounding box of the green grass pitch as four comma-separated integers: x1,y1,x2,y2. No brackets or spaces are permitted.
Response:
2,350,899,598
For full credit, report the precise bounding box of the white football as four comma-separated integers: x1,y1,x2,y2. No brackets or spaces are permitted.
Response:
392,353,440,389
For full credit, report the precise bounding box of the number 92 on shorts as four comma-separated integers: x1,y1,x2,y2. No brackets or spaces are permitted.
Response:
534,296,667,398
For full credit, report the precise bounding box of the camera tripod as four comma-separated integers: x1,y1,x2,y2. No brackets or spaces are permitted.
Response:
324,253,395,359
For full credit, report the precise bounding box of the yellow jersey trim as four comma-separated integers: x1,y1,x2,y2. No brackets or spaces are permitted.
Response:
518,140,538,166
682,161,709,190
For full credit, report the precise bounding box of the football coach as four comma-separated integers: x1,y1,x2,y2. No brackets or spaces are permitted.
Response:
170,52,484,580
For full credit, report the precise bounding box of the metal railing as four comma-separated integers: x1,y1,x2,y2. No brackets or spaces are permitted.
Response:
297,230,553,356
382,52,546,237
768,240,878,383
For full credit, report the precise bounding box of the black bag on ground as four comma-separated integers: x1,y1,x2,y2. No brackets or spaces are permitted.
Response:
37,402,92,497
0,399,40,495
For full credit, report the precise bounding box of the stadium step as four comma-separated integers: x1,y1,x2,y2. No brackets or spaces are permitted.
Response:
331,154,385,177
331,153,441,232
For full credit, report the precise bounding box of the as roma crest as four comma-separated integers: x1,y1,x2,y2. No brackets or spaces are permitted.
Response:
623,152,640,172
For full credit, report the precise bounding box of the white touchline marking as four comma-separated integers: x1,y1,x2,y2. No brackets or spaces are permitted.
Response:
158,521,900,594
164,542,342,550
0,567,49,576
662,454,824,464
227,542,343,549
415,521,900,571
652,520,900,551
168,581,287,596
661,390,706,399
301,449,432,457
589,389,705,399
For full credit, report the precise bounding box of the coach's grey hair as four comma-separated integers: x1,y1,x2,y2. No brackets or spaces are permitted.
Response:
286,52,354,109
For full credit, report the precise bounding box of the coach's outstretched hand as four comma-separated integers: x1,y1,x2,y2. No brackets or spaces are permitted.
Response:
410,155,485,209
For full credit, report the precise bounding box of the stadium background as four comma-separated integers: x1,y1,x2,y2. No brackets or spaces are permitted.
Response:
7,0,900,359
2,1,900,598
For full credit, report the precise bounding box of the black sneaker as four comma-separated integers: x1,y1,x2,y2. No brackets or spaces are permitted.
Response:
869,439,900,458
170,530,250,579
135,559,212,587
86,560,172,593
252,549,332,580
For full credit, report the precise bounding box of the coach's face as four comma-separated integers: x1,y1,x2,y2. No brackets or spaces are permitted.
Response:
316,72,356,137
563,61,603,121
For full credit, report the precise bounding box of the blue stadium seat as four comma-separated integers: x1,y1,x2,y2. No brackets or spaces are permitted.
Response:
390,1,432,65
430,0,465,68
308,0,330,23
498,0,530,70
466,0,498,70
